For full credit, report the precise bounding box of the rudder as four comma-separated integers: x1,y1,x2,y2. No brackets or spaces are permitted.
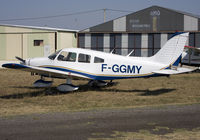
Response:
150,32,189,66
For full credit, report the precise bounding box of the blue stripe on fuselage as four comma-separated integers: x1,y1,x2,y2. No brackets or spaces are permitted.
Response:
43,66,161,80
2,63,165,80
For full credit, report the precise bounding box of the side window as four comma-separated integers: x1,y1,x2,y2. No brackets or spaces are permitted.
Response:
94,57,104,63
78,53,91,63
57,51,76,62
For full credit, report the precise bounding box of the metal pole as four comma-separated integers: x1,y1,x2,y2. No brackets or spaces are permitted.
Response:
104,8,106,23
21,34,23,59
55,32,57,52
189,50,191,65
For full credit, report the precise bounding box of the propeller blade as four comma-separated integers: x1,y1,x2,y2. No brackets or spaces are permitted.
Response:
15,56,25,64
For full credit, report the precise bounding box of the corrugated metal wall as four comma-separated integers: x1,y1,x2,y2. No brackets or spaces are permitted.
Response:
83,6,200,33
0,26,77,61
78,6,200,64
78,32,200,56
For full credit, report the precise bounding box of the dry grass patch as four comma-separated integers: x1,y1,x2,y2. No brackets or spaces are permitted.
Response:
89,128,200,140
0,69,200,116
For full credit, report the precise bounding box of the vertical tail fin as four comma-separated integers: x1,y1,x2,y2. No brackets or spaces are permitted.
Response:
151,32,189,66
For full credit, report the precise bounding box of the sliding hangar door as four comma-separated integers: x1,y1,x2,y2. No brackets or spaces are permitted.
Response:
78,6,200,64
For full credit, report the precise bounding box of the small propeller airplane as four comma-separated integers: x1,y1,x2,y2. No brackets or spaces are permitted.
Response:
183,45,200,65
2,32,195,92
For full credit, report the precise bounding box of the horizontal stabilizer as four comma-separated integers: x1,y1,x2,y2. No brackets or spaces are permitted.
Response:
153,67,196,75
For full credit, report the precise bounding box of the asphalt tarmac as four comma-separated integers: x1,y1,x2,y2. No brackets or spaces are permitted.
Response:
0,104,200,140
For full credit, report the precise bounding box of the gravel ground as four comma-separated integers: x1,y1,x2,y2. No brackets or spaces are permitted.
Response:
0,104,200,140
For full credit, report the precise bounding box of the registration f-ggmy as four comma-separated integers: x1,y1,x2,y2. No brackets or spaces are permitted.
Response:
2,32,195,92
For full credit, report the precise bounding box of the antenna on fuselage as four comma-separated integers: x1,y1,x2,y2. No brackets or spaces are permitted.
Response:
110,48,115,54
126,49,134,57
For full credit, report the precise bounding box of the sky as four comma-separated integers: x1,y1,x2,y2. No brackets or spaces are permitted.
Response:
0,0,199,30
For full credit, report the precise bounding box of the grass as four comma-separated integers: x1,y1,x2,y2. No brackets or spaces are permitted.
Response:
0,69,200,117
89,128,200,140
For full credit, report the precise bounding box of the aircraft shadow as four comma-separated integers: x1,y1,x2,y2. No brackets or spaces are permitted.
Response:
78,85,175,96
0,84,175,99
139,88,175,96
0,86,63,99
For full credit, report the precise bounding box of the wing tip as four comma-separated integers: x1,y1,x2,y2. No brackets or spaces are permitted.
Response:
2,63,28,69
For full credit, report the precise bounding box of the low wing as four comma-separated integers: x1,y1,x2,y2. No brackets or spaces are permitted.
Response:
2,63,88,79
153,67,196,75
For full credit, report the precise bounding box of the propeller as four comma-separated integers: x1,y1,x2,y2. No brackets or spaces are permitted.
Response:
15,56,25,64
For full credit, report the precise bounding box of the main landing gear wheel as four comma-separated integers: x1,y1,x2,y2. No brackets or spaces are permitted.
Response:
57,77,79,92
57,84,79,92
88,80,108,87
33,76,53,88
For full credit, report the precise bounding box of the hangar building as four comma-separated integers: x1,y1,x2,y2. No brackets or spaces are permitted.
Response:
78,6,200,64
0,24,77,61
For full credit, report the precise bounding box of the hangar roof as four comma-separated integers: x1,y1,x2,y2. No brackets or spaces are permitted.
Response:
80,5,200,33
164,7,200,19
0,24,78,32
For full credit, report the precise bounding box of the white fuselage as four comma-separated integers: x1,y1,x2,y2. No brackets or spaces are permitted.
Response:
27,48,166,80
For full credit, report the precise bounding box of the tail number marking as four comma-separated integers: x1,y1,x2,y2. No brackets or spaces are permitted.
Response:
102,64,142,74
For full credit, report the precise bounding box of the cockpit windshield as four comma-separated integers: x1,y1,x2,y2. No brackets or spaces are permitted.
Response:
48,50,61,60
57,51,77,62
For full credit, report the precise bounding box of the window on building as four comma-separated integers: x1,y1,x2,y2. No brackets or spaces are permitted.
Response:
94,57,104,63
34,40,44,46
128,33,141,56
147,33,161,56
78,53,91,63
57,51,76,62
91,33,103,51
110,33,122,55
189,33,195,47
194,49,200,56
